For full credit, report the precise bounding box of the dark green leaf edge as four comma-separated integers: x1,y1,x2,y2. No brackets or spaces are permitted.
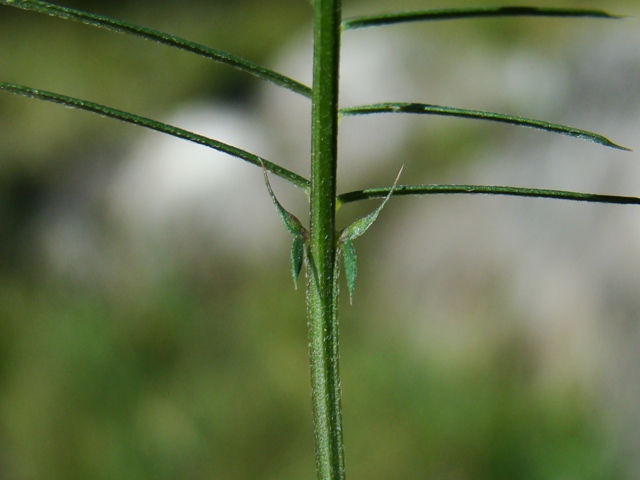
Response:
0,82,311,191
340,103,631,151
337,184,640,207
342,6,624,30
0,0,312,98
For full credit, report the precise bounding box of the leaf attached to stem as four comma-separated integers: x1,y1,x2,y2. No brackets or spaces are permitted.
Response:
261,162,308,289
338,166,403,302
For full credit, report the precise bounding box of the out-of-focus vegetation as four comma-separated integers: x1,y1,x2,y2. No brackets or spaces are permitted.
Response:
0,0,635,478
0,273,622,479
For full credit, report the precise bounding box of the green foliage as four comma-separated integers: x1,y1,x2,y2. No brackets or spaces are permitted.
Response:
341,6,623,30
338,167,402,302
0,0,633,479
340,102,630,151
261,165,308,288
0,277,620,480
0,83,309,190
0,0,312,98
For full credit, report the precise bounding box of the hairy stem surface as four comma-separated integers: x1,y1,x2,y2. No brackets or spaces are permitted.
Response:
308,0,345,479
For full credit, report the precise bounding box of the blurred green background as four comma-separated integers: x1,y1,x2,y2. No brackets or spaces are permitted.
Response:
0,0,636,478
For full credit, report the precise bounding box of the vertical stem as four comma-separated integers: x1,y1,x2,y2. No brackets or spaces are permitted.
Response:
308,0,344,479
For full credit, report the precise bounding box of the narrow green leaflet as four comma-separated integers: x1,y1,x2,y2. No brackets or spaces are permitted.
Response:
261,164,307,237
338,167,403,302
0,0,312,98
340,166,402,241
337,184,640,207
0,82,311,191
261,163,308,288
291,236,305,289
341,238,357,304
342,6,623,30
340,103,631,151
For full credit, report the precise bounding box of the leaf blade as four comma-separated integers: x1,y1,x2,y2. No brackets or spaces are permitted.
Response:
342,6,623,30
341,238,357,304
337,184,640,207
260,162,307,237
340,166,403,241
0,81,311,190
340,103,631,151
0,0,312,98
291,236,305,289
337,167,402,302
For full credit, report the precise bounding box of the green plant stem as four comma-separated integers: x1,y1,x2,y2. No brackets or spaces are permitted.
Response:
308,0,345,479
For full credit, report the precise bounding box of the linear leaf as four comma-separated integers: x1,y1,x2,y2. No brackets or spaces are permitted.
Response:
0,82,311,191
0,0,312,98
342,6,623,30
337,184,640,207
340,103,631,151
